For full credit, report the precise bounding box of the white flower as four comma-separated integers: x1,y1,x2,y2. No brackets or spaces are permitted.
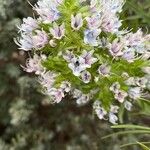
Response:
125,77,136,86
68,57,86,76
124,101,132,111
109,112,118,124
76,94,90,105
84,29,101,46
72,89,82,99
60,81,71,92
135,77,148,88
18,17,38,33
14,34,33,51
71,13,83,30
110,82,120,93
50,22,65,39
81,70,91,83
128,87,141,100
93,100,107,120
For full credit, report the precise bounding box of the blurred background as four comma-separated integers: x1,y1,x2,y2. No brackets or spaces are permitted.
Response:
0,0,150,149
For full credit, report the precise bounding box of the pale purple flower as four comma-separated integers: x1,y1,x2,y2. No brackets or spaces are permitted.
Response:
80,50,98,68
23,54,46,75
101,14,122,33
34,0,60,23
98,64,111,76
84,29,101,46
60,81,71,92
71,13,83,30
110,82,120,93
48,88,65,103
14,34,33,51
124,101,132,111
122,48,136,63
114,90,128,103
86,13,102,29
123,29,144,47
108,40,123,57
81,70,91,83
68,57,86,76
128,87,141,100
32,30,48,49
18,17,38,33
50,22,65,39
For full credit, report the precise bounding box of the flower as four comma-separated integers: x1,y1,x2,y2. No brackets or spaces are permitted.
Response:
101,13,122,33
81,70,91,83
84,29,101,46
93,101,107,120
122,48,136,63
18,17,38,33
108,105,119,124
68,57,86,76
86,13,102,29
110,82,120,93
60,81,71,92
34,0,60,23
135,77,148,88
23,54,46,75
98,64,111,76
108,39,123,57
76,94,90,105
128,87,141,100
71,13,83,30
80,50,98,68
124,101,132,111
109,112,118,124
48,88,65,103
14,34,33,51
39,71,57,89
114,90,128,103
50,22,65,39
32,30,48,49
63,50,75,62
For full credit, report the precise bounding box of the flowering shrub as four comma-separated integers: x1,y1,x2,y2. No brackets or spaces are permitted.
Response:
15,0,150,124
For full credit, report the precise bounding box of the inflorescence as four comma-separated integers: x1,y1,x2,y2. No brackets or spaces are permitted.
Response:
15,0,150,124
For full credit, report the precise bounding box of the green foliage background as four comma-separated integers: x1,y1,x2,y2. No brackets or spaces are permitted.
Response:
0,0,149,149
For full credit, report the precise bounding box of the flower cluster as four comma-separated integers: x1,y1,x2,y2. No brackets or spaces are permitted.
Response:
15,0,150,124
